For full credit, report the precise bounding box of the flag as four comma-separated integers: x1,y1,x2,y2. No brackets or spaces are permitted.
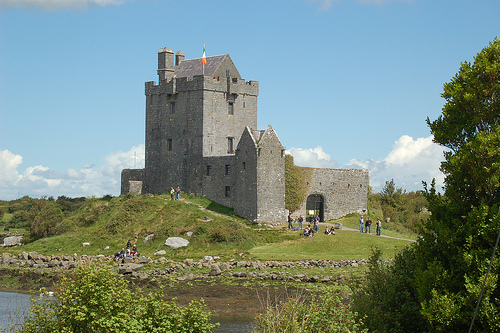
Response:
202,43,207,65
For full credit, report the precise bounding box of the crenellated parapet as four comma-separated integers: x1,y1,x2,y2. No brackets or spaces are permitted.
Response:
145,75,258,97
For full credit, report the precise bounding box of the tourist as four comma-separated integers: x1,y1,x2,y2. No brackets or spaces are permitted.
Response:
303,225,311,236
330,226,337,235
376,219,382,236
288,213,293,229
170,187,175,200
126,240,132,249
365,218,372,234
176,186,181,200
313,217,319,232
324,227,331,235
359,215,364,232
119,248,126,260
131,245,138,256
298,215,304,230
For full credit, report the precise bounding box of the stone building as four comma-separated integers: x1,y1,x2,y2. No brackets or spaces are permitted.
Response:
122,47,368,224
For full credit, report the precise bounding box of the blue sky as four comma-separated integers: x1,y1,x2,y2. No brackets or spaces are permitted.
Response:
0,0,499,200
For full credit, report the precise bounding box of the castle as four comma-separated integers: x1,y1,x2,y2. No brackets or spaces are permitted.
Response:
121,47,369,224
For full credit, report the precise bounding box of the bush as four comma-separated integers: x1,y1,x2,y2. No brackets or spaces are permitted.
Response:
21,262,218,332
254,285,366,333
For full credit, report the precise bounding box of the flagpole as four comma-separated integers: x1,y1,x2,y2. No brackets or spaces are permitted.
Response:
202,42,206,75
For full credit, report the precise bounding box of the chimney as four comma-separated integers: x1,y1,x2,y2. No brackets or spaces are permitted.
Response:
175,51,185,66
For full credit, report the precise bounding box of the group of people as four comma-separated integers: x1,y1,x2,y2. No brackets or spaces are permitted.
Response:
170,186,181,200
302,225,315,237
358,215,382,236
324,226,337,235
114,240,139,261
288,214,319,232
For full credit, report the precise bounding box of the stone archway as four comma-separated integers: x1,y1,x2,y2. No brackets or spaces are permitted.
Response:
306,194,324,222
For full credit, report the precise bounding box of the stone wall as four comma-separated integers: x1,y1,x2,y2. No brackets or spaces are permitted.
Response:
292,168,369,221
121,169,145,195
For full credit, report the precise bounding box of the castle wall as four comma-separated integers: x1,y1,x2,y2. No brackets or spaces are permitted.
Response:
255,127,287,224
233,128,258,222
121,168,146,195
201,155,236,207
292,168,369,221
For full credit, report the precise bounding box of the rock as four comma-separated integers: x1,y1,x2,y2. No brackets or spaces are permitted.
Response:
334,223,343,229
104,246,109,250
1,253,12,265
82,242,90,246
118,263,144,274
209,265,221,276
351,262,358,267
144,234,154,243
138,256,149,264
164,237,189,249
3,236,22,247
123,257,134,263
186,231,193,237
309,275,320,282
204,256,213,262
154,250,166,255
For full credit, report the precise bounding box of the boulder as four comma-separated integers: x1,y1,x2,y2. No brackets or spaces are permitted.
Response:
164,237,189,249
154,250,166,256
3,236,22,247
144,234,154,243
138,256,149,264
209,265,221,276
118,263,144,274
334,222,343,229
82,242,90,246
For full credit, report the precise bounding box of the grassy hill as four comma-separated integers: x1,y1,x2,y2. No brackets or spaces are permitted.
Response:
0,194,414,261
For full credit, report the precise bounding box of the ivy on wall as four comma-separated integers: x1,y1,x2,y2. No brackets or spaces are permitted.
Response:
285,154,312,213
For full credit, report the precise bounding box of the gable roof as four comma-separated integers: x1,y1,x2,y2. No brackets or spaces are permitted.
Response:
174,54,227,79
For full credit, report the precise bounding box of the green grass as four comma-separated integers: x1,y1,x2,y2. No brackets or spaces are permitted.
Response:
333,214,418,241
249,227,411,261
0,194,416,262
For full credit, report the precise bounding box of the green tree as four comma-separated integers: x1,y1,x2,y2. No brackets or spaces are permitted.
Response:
25,198,64,241
416,38,500,332
21,262,218,332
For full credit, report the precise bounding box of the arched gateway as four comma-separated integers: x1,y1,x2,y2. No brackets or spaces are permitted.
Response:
306,194,324,222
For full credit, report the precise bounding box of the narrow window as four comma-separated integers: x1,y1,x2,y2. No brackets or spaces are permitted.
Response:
225,164,231,175
281,150,285,158
225,186,231,197
167,138,173,151
228,102,234,115
206,165,212,176
170,102,175,115
227,137,234,153
225,69,230,77
242,161,246,169
243,102,246,108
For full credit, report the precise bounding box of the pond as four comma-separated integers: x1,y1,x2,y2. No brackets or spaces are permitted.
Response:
0,291,256,332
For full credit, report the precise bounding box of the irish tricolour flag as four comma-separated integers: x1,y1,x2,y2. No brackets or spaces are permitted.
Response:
202,43,207,65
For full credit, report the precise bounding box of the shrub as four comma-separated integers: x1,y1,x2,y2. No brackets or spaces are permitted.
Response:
254,285,366,333
21,262,218,332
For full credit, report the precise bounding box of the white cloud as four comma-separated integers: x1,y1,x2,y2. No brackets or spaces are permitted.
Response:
0,145,144,200
308,0,410,11
0,0,123,10
286,146,339,169
288,135,446,193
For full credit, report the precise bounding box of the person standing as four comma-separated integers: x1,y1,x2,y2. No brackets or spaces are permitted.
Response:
288,213,293,229
176,186,181,200
298,215,304,230
359,215,364,233
376,219,382,236
170,187,175,200
366,217,372,234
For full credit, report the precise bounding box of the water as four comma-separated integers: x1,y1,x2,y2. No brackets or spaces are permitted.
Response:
0,291,256,332
0,291,32,331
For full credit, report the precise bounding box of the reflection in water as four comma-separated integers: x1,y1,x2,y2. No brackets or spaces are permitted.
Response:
0,292,256,333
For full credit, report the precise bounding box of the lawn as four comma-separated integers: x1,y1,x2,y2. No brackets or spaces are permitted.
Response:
249,224,413,261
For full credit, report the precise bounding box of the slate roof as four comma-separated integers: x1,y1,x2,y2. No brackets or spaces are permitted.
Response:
174,54,227,79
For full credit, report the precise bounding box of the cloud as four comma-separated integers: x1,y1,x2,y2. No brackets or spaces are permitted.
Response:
307,0,410,11
286,146,339,168
288,135,446,192
0,0,123,11
0,145,144,200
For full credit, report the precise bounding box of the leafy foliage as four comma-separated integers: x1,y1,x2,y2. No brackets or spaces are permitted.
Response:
21,262,218,332
255,285,367,333
25,198,64,241
285,154,311,213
